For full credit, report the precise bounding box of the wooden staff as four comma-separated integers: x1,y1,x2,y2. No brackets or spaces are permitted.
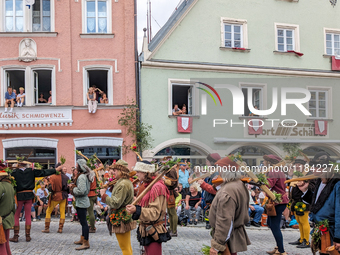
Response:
237,160,276,201
299,150,310,163
326,245,340,255
189,171,214,184
132,165,175,206
284,175,318,184
133,151,143,161
102,171,137,189
93,154,102,165
76,151,89,161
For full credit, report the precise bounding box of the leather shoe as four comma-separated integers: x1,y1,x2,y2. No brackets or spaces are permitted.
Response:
251,221,261,227
289,238,301,245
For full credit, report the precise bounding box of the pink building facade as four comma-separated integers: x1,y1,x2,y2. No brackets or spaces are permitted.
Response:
0,0,137,168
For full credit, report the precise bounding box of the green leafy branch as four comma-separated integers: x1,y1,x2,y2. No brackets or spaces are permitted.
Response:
118,99,153,155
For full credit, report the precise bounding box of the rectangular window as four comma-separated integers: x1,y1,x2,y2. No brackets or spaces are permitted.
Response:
277,29,294,52
171,84,194,115
326,33,340,56
275,23,300,52
34,70,52,104
5,0,24,32
220,18,248,49
309,91,327,118
241,87,262,116
86,0,107,33
87,70,108,104
6,70,25,104
32,0,51,32
224,24,243,48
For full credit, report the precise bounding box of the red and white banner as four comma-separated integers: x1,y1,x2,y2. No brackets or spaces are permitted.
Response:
332,56,340,71
177,117,192,133
314,120,328,135
248,119,263,135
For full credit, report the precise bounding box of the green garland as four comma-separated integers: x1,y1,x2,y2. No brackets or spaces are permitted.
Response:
293,171,304,177
109,207,132,227
312,219,329,251
4,167,16,187
294,202,307,212
273,191,282,203
256,173,269,185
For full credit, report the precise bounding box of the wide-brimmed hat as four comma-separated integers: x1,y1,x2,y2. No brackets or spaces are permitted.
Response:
77,159,91,173
0,171,9,177
111,160,129,174
133,161,156,173
293,159,306,165
263,154,282,165
215,156,239,169
207,153,221,165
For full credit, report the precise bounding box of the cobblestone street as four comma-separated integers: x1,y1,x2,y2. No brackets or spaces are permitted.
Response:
10,219,312,255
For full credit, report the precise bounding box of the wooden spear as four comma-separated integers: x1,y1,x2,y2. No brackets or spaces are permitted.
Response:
236,160,276,201
131,165,175,206
284,175,318,184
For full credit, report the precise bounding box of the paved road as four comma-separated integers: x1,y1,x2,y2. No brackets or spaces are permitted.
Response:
10,219,311,255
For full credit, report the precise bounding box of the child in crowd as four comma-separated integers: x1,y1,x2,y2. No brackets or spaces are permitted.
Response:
16,87,25,107
36,181,49,220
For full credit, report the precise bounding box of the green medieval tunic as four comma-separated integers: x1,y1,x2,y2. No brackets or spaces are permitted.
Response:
101,178,136,234
0,181,15,230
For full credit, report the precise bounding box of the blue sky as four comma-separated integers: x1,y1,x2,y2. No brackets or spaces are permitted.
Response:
137,0,180,52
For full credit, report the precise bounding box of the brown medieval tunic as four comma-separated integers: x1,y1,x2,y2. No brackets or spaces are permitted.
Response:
209,180,251,253
48,173,69,205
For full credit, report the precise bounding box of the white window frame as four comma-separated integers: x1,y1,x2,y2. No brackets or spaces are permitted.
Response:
306,87,332,119
82,0,112,34
83,65,113,106
220,17,248,49
0,0,55,32
168,79,198,116
239,83,267,117
275,23,300,52
30,66,56,106
324,28,340,56
32,0,53,32
1,65,56,106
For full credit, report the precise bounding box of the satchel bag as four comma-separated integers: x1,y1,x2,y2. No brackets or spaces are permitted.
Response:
266,199,276,217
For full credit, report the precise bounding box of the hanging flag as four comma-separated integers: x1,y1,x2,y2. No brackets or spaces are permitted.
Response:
332,56,340,71
248,119,263,135
177,117,192,133
314,120,328,135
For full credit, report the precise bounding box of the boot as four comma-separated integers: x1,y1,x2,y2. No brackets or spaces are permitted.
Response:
9,226,19,242
89,227,96,233
289,238,301,245
266,247,278,254
296,239,310,248
57,219,65,233
25,225,31,242
274,252,287,255
42,218,51,233
74,236,84,245
75,239,90,250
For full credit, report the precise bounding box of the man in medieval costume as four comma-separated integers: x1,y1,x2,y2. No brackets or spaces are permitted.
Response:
41,163,69,234
288,159,311,249
126,161,171,255
9,162,62,242
100,160,136,255
297,152,340,254
0,163,15,255
209,156,251,255
87,168,98,233
163,157,179,237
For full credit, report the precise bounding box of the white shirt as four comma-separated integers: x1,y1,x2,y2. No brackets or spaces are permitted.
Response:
36,188,48,199
66,173,72,179
315,183,327,203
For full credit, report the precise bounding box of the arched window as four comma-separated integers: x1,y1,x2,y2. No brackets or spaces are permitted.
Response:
230,146,277,167
154,145,206,166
